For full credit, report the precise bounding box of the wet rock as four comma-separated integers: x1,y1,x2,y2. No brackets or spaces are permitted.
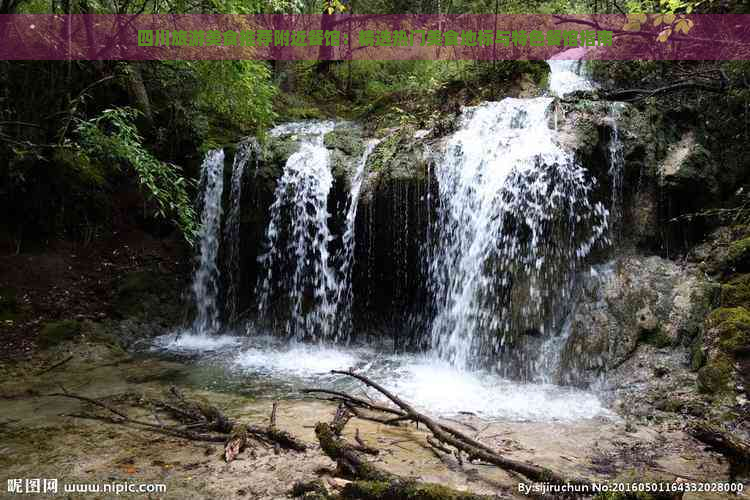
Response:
560,255,713,387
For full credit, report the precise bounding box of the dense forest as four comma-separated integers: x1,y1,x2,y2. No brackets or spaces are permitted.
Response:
2,0,750,498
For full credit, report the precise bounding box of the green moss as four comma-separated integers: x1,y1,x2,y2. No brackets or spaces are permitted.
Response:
655,398,683,413
690,337,706,371
341,479,489,500
366,128,426,184
37,320,81,348
725,237,750,272
697,354,735,395
324,128,364,157
720,274,750,307
707,307,750,353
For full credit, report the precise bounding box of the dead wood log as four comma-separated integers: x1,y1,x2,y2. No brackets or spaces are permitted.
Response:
327,370,592,487
688,421,750,464
49,389,307,455
313,419,499,500
225,423,250,462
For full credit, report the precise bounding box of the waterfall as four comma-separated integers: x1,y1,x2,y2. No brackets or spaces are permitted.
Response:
428,97,609,374
335,140,379,338
608,103,625,238
255,121,338,341
190,149,225,336
224,139,259,323
547,58,593,96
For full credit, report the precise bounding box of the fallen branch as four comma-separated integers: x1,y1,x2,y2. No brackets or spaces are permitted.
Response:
49,387,307,460
327,370,592,487
311,412,498,499
688,421,750,467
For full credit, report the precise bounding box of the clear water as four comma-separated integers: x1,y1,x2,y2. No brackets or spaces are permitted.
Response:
148,334,612,422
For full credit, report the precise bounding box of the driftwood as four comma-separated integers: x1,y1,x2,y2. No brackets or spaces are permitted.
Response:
303,403,499,500
49,386,307,462
311,370,592,487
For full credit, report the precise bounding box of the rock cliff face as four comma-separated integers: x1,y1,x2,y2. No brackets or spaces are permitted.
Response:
558,256,715,386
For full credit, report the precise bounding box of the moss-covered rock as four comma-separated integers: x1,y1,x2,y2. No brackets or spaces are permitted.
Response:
690,335,706,371
707,306,750,353
365,128,426,184
341,479,491,500
720,273,750,307
724,237,750,273
324,128,364,157
37,320,81,348
697,354,735,395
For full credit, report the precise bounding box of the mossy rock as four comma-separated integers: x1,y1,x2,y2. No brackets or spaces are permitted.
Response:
720,273,750,308
723,237,750,273
697,354,735,395
690,336,706,371
324,128,364,157
37,320,81,348
366,128,426,183
707,306,750,353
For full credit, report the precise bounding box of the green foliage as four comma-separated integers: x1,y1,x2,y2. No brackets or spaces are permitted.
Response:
75,107,198,243
185,61,277,138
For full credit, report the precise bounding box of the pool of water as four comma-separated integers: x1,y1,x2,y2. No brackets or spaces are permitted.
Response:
144,331,612,423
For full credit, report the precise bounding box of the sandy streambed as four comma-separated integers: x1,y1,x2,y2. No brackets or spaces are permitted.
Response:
0,341,734,500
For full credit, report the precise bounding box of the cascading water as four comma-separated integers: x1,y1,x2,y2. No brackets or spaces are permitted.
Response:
547,57,594,96
334,140,379,337
224,139,260,323
608,103,625,237
153,62,616,422
255,121,339,341
190,149,225,336
428,71,609,377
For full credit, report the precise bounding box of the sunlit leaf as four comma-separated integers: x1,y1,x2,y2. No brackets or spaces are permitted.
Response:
657,27,672,42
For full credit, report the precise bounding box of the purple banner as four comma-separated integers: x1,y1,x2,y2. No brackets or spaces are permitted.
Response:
0,14,748,60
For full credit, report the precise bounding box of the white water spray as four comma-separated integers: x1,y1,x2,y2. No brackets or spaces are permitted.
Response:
429,75,609,375
256,121,338,341
190,149,225,336
224,140,260,323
